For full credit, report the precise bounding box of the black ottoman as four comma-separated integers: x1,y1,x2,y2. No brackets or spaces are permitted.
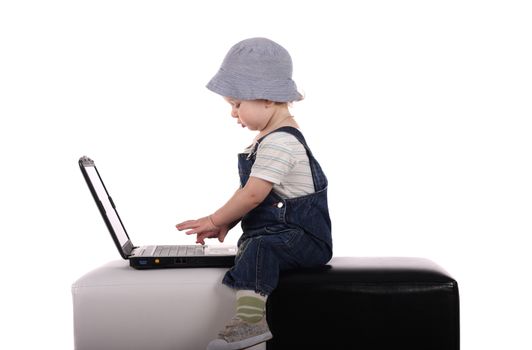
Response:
266,257,459,349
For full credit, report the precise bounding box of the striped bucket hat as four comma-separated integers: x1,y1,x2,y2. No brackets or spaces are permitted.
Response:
206,37,302,102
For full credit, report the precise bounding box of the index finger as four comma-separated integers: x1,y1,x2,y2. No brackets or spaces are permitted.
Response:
176,220,198,230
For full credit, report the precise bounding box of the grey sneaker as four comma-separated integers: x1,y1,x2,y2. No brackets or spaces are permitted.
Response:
207,316,273,350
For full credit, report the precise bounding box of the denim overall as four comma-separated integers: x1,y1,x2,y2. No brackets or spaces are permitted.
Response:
222,127,333,296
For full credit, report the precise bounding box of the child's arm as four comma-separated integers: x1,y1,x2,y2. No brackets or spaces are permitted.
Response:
211,177,273,226
176,177,273,244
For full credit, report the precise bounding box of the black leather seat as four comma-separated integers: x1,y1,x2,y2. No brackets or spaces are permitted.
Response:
266,257,459,349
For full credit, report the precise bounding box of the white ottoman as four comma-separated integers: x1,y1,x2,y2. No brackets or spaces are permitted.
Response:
72,260,265,350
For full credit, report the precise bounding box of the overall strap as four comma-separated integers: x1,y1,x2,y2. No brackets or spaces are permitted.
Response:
255,126,309,150
255,126,328,191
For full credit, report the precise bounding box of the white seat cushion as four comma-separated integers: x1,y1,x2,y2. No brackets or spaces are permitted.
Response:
72,260,265,350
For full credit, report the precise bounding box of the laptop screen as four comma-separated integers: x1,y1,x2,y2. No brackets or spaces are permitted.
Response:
83,163,131,253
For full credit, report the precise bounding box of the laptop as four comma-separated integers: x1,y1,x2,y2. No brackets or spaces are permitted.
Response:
79,156,237,269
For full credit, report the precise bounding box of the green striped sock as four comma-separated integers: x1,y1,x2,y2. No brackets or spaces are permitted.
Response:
236,290,267,324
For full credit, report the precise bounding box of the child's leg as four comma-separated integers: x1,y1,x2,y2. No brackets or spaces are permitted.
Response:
223,226,330,295
236,290,267,323
208,227,329,350
207,289,272,350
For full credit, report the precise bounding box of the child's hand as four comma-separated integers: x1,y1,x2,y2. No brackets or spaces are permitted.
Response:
176,216,229,245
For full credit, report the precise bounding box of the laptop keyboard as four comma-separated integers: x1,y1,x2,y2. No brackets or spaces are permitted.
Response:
153,245,204,257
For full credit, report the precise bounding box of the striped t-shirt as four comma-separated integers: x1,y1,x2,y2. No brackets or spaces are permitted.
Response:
245,131,315,199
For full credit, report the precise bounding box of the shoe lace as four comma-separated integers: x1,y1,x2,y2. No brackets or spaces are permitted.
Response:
218,317,242,337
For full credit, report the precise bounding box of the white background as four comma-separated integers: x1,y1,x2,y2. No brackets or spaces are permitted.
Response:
1,1,531,348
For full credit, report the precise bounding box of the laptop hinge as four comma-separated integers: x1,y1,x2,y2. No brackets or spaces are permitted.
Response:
129,246,141,257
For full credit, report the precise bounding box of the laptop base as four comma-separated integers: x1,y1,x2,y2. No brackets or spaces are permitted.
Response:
130,255,235,269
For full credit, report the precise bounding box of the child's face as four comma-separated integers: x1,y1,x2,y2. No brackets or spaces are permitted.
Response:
224,97,272,131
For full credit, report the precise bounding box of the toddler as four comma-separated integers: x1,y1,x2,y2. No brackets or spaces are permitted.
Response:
176,37,332,350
